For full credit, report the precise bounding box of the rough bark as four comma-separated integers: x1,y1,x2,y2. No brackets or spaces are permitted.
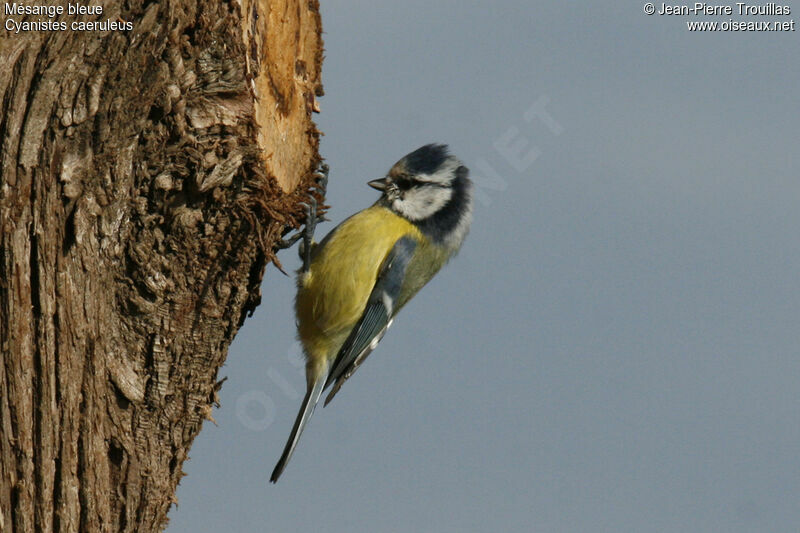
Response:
0,1,323,531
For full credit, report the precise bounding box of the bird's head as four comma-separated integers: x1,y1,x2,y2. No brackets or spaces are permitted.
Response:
369,144,470,222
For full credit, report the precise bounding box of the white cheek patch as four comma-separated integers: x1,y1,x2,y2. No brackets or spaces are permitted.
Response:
393,186,453,221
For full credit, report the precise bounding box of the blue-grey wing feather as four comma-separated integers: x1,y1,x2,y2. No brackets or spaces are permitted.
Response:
323,236,417,405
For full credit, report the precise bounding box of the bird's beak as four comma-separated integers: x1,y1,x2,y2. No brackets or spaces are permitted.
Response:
368,177,389,191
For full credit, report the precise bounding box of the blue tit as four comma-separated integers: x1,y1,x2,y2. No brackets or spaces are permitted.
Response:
270,144,473,482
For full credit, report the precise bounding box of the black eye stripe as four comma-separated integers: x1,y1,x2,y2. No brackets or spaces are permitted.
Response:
394,177,448,190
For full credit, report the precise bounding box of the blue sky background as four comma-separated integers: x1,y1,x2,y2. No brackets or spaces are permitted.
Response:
169,2,799,531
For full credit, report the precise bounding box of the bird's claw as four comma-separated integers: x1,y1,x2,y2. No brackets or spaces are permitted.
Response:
276,232,303,250
276,162,329,271
300,198,317,272
313,163,329,197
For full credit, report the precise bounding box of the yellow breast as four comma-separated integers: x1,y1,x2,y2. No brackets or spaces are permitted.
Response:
295,206,422,362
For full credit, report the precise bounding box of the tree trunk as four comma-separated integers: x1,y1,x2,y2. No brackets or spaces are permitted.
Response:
0,1,323,531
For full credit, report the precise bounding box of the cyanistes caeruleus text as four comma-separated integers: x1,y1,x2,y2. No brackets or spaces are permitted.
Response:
270,144,473,482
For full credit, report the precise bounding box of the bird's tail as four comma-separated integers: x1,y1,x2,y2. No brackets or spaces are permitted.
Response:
270,376,325,483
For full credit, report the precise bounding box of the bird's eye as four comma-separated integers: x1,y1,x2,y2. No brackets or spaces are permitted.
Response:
395,177,413,190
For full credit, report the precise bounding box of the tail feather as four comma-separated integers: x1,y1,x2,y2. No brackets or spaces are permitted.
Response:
270,377,325,483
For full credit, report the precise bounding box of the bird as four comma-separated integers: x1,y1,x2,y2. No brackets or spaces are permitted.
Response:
270,143,473,482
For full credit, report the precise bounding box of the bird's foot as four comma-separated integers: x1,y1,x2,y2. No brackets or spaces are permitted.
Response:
276,162,329,272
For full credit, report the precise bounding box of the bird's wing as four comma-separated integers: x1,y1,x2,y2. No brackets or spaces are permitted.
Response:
323,235,417,406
